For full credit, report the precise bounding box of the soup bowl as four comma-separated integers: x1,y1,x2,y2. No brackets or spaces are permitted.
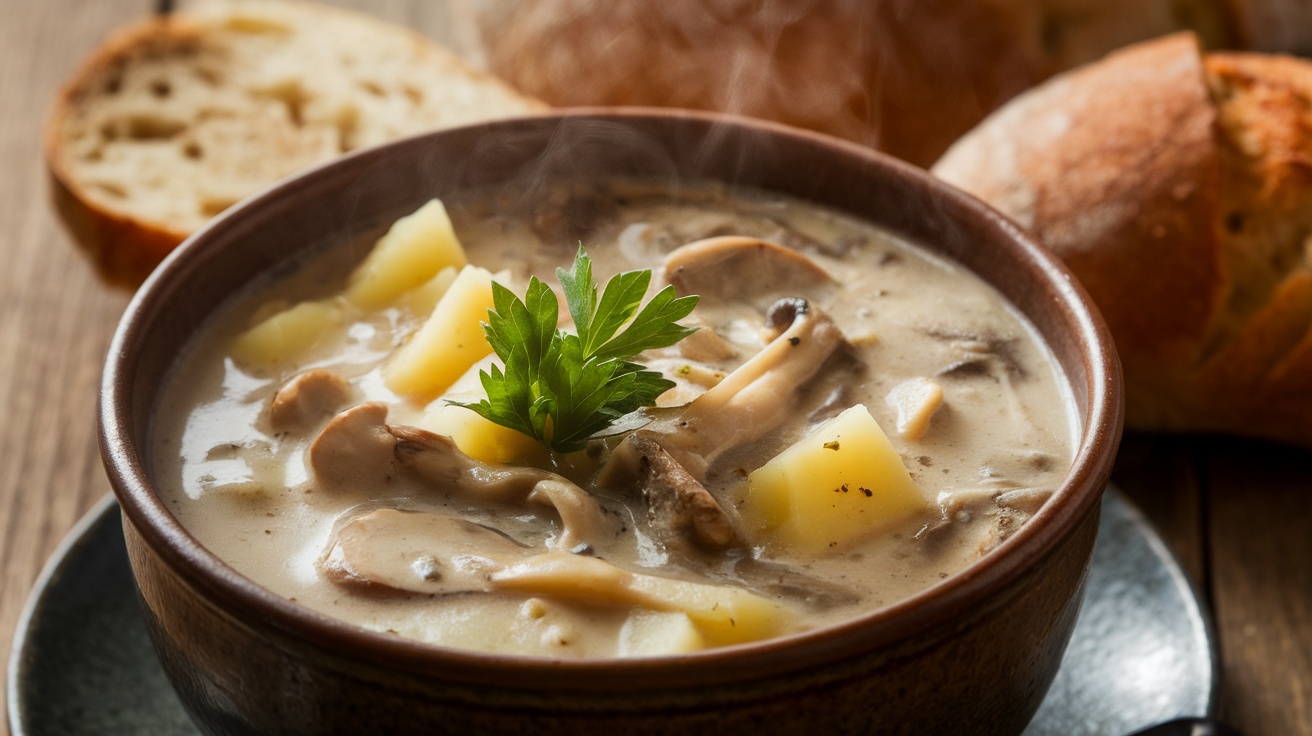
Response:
100,110,1122,735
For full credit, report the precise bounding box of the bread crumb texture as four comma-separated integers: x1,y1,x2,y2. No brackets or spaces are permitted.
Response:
1206,52,1312,354
46,0,544,285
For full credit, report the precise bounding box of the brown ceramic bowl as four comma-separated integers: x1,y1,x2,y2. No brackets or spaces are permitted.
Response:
100,110,1122,735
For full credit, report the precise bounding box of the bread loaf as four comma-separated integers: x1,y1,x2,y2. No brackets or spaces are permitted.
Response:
461,0,1234,168
934,33,1312,447
46,0,546,287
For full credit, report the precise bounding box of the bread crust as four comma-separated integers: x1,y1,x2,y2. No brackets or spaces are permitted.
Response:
45,18,196,286
935,34,1312,446
48,158,188,288
46,1,545,288
468,0,1229,168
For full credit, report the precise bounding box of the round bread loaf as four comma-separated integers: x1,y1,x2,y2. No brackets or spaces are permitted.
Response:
463,0,1233,168
935,33,1312,447
46,0,545,287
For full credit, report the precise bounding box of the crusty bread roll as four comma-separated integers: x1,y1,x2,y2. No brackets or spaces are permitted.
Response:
46,0,545,287
934,33,1312,447
462,0,1233,168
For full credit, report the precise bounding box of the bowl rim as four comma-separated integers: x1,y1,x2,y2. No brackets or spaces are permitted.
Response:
99,108,1123,692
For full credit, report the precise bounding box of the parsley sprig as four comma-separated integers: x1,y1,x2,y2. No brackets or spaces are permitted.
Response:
453,247,699,453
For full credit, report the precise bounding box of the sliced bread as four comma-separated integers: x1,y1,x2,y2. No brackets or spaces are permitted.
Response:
46,0,546,286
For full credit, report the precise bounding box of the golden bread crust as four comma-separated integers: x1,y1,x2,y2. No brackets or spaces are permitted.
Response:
469,0,1228,167
936,34,1312,446
45,0,545,287
45,18,197,286
936,34,1225,393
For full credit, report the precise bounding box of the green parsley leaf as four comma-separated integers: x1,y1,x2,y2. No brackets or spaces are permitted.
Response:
453,246,699,453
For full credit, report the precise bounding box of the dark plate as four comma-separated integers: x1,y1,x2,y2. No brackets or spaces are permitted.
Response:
7,487,1217,735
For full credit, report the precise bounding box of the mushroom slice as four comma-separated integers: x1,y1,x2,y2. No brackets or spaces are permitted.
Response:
319,508,530,595
670,321,738,364
662,236,834,306
995,487,1052,515
914,486,1049,556
594,299,847,562
628,431,742,553
308,404,585,506
527,479,621,553
661,297,847,476
269,369,354,433
390,423,576,504
308,402,398,494
885,377,944,440
391,424,619,551
597,297,846,496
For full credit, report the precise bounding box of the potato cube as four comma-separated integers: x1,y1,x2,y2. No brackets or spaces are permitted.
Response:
418,402,548,467
229,299,344,370
383,265,496,401
398,266,459,317
634,576,792,647
345,199,468,310
743,404,926,554
617,611,705,657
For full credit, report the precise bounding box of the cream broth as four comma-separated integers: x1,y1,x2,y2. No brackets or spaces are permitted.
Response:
152,182,1076,658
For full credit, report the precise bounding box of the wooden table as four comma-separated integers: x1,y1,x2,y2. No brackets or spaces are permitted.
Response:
1,2,1308,734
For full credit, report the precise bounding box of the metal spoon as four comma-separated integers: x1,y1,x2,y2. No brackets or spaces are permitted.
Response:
1128,717,1241,736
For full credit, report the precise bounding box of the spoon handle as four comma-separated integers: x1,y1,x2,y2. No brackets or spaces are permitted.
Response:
1129,717,1242,736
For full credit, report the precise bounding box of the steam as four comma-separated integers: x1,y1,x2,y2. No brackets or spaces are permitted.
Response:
464,0,885,148
460,0,1204,168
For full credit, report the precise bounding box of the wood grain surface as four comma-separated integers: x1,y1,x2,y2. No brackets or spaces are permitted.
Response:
1,2,1308,735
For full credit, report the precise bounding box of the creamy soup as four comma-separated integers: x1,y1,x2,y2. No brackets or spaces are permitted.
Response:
152,181,1076,658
